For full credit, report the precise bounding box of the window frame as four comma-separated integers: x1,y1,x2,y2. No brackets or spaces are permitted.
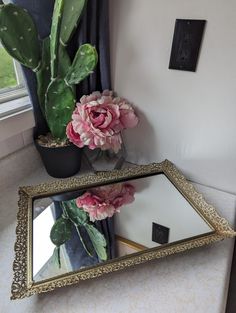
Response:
0,55,34,144
0,60,28,104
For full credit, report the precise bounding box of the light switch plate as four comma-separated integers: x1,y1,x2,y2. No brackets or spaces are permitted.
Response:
169,19,206,72
152,222,170,245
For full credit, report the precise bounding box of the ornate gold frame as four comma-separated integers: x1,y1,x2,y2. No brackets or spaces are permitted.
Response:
11,160,236,300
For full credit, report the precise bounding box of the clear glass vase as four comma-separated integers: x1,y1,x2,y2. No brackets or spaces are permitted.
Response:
84,144,126,172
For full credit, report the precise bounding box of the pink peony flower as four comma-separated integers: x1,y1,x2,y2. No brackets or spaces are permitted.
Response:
66,122,84,148
66,90,139,153
76,183,135,221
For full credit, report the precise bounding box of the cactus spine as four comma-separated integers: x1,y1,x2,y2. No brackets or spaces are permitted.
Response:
0,0,98,140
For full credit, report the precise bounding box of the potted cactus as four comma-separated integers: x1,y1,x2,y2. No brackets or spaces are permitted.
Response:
0,0,98,178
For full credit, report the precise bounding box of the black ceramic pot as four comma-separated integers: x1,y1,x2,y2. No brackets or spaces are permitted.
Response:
35,141,82,178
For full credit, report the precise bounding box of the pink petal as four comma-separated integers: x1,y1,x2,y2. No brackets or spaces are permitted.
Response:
66,122,84,148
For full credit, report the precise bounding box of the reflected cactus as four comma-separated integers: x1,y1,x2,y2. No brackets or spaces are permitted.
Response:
50,200,108,267
0,0,97,140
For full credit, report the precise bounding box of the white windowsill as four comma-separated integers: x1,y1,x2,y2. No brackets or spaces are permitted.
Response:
0,95,31,118
0,86,28,105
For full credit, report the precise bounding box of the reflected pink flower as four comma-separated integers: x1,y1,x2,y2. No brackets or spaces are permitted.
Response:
76,192,115,221
76,183,135,221
111,184,135,210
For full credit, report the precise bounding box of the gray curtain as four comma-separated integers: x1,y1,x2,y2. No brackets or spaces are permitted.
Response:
12,0,111,137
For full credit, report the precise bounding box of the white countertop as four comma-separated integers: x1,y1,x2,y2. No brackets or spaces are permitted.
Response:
0,145,235,313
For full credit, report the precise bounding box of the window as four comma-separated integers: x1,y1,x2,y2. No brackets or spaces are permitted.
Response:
0,44,28,104
0,45,17,89
0,1,33,150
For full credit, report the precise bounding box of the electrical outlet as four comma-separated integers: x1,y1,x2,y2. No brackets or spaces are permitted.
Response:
169,19,206,72
152,222,170,245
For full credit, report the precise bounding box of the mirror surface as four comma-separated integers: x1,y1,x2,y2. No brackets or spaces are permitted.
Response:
32,173,212,282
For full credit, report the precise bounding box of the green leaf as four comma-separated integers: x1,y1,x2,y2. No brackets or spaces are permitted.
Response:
85,224,107,261
50,217,73,247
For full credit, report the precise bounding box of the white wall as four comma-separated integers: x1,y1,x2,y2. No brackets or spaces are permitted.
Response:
109,0,236,195
0,108,34,159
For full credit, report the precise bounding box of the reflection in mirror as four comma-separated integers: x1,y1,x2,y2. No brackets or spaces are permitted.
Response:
32,174,213,283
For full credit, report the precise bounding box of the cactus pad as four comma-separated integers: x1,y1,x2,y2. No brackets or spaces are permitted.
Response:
65,44,98,85
0,4,40,70
60,0,87,46
50,217,73,247
50,0,64,79
45,78,75,139
36,37,51,117
0,1,98,145
85,224,107,261
58,44,71,78
65,200,88,226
